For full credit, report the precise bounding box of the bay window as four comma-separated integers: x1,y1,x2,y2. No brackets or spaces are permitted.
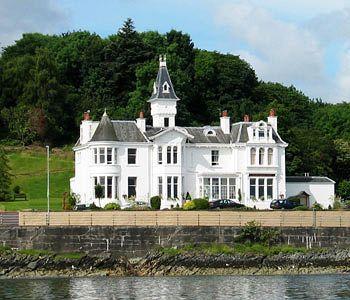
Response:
93,147,118,165
249,177,275,201
201,177,237,200
166,176,179,199
93,175,119,200
158,146,162,164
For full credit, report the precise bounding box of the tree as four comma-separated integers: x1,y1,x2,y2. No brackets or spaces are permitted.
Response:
338,181,350,200
94,184,103,207
0,147,12,201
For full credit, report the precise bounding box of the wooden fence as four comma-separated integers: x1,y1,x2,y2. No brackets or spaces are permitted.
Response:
18,210,350,227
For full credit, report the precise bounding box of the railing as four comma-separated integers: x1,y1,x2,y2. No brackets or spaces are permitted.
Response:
0,212,19,226
18,211,350,227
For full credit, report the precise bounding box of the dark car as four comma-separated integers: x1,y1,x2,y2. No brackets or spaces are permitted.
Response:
270,198,302,209
210,199,245,209
73,204,88,211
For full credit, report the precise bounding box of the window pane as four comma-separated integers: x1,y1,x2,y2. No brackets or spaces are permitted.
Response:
128,177,136,197
167,146,171,164
128,148,136,164
107,148,112,164
221,182,227,199
158,146,162,164
258,178,264,199
100,176,105,198
259,148,264,165
203,178,210,198
100,148,105,164
167,176,172,198
267,178,273,199
107,176,112,198
94,148,98,164
174,176,178,198
158,177,163,196
229,178,236,199
212,178,219,199
173,146,178,164
250,148,256,165
268,148,273,165
211,150,219,166
250,178,256,199
164,117,169,127
115,177,118,199
114,148,118,164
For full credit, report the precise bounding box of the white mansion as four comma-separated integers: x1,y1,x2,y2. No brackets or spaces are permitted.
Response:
70,56,334,209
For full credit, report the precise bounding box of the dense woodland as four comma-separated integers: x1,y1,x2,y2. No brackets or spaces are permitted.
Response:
0,19,350,196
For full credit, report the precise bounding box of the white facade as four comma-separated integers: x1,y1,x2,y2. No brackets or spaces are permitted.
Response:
70,56,291,209
286,177,335,209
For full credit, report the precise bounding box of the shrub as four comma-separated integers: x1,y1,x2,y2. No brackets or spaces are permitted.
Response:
292,205,308,211
235,220,281,245
312,202,323,210
89,202,101,210
192,198,209,210
150,196,161,210
183,201,196,210
333,198,343,210
104,203,121,210
13,185,21,194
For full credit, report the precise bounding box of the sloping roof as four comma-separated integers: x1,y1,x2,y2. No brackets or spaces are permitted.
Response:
230,122,283,144
148,63,179,101
112,121,147,142
184,127,231,144
90,112,117,142
286,176,335,183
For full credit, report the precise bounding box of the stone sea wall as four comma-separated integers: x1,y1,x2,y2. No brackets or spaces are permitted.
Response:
1,226,350,257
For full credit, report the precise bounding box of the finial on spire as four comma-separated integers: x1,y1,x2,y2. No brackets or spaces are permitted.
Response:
159,54,167,67
103,108,107,117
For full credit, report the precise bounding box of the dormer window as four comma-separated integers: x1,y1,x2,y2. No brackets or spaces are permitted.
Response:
258,130,264,138
203,126,216,137
163,82,170,93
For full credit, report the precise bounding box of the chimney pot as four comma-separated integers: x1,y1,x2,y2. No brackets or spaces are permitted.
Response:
269,108,276,117
83,111,90,121
139,111,144,119
222,110,228,117
243,114,250,122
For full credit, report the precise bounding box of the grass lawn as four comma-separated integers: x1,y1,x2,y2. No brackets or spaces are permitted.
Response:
0,146,74,211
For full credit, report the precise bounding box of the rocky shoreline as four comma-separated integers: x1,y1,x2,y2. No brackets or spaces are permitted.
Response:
1,249,350,278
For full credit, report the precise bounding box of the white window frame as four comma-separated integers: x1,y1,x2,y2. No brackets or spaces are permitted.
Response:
211,150,219,166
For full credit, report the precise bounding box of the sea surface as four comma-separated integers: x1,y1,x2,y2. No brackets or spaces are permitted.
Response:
1,274,350,299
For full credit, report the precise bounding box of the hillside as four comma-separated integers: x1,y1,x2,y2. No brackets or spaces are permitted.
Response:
0,147,73,211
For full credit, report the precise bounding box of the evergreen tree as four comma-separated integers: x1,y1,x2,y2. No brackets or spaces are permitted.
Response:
0,147,12,201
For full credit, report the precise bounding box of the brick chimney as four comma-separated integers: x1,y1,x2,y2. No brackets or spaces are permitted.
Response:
83,110,90,121
243,114,250,122
80,110,92,144
136,111,146,132
267,108,277,131
220,110,230,134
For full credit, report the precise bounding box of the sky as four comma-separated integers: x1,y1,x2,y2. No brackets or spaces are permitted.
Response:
0,0,350,103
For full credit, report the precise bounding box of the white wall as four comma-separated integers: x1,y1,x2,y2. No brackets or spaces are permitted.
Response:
286,182,335,209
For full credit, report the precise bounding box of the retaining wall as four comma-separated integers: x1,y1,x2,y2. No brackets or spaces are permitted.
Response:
1,226,350,257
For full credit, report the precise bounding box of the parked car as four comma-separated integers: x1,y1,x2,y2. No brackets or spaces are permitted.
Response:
209,199,245,209
270,198,302,209
73,204,87,211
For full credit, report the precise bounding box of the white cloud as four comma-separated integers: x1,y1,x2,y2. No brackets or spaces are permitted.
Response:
216,1,350,103
0,0,69,49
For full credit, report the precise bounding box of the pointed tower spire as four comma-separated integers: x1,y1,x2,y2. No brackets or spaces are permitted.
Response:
148,55,179,128
90,110,117,141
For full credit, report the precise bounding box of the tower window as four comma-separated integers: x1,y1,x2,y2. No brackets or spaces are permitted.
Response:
164,117,169,127
163,82,170,93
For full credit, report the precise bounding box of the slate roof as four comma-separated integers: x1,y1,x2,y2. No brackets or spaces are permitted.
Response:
148,63,179,101
90,112,117,142
90,115,147,143
184,127,231,144
88,116,284,145
230,122,283,143
286,176,335,183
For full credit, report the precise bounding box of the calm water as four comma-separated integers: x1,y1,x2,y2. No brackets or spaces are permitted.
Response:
1,274,350,299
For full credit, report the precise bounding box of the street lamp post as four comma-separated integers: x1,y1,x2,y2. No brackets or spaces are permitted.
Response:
46,145,50,225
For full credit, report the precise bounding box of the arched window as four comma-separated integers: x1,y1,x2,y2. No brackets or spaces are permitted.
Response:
173,146,178,164
158,146,162,164
167,146,171,164
259,148,264,165
268,148,273,165
250,148,256,165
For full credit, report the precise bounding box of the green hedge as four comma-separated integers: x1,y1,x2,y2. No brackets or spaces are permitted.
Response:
150,196,161,210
